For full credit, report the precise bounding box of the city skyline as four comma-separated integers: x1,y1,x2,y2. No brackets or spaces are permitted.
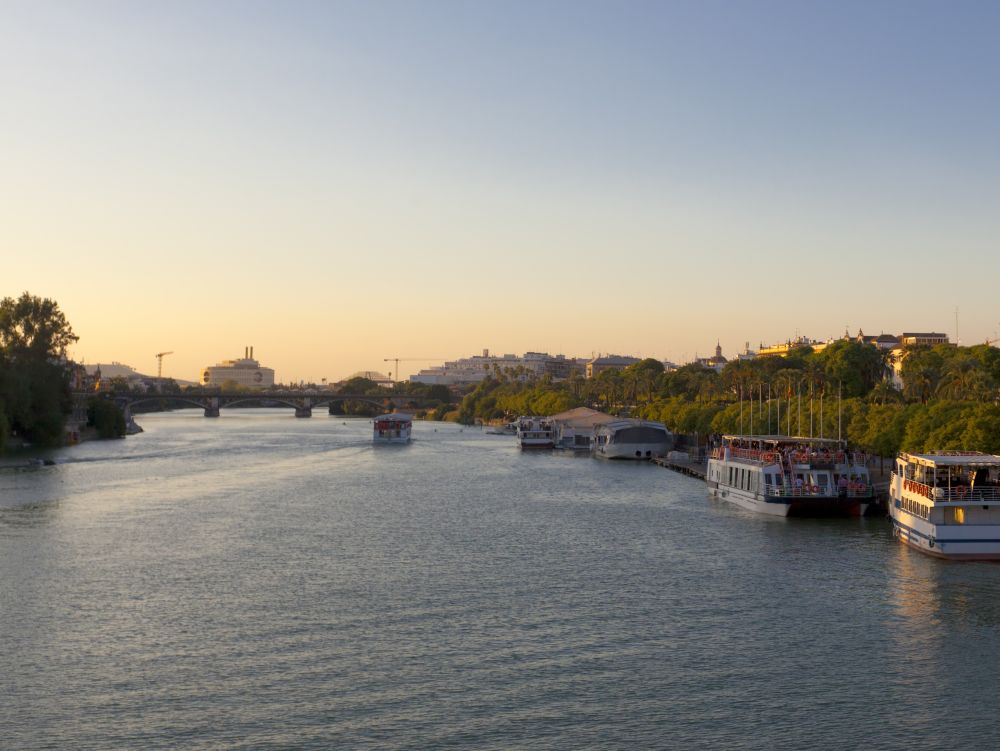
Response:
81,327,972,386
4,1,999,382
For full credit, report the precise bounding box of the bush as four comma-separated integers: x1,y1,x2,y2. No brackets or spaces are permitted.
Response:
87,398,126,439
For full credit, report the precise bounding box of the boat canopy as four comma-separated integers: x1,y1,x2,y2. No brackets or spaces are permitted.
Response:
900,451,1000,469
376,414,412,423
722,434,845,447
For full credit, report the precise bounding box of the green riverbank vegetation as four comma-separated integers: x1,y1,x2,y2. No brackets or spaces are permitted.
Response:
457,342,1000,457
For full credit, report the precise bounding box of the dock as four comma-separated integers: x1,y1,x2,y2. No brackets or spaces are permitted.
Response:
652,456,706,480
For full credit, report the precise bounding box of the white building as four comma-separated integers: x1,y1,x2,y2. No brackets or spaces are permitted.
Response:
410,350,581,386
586,355,640,378
201,347,275,389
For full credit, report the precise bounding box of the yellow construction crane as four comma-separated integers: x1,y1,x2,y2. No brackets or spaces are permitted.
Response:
383,357,442,382
156,351,174,379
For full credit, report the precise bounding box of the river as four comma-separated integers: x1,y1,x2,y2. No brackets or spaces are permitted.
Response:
3,411,1000,750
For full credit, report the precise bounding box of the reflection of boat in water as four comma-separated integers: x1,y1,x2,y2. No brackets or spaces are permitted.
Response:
889,451,1000,560
706,435,874,517
516,417,554,449
373,414,412,444
592,419,671,460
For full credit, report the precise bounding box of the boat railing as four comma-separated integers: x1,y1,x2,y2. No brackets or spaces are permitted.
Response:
765,483,871,498
713,447,781,463
905,482,1000,503
713,445,867,468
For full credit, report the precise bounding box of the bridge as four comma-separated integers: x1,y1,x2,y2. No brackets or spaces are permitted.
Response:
75,391,444,419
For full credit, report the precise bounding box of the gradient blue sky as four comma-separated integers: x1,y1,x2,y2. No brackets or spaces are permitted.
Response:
3,1,998,381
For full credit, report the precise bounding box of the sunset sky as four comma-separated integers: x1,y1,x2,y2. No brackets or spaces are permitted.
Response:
3,1,999,383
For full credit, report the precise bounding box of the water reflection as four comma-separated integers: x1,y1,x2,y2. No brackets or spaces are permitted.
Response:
0,463,65,526
888,542,1000,629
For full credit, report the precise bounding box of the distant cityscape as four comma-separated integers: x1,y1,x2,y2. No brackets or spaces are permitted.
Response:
82,329,961,394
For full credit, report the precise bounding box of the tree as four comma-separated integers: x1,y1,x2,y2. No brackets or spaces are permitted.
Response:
900,346,944,403
0,292,78,358
936,356,994,401
87,397,127,438
424,384,452,404
0,294,78,447
867,381,903,406
818,340,886,397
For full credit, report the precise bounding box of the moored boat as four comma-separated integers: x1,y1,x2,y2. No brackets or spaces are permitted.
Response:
516,416,555,449
706,435,874,516
373,413,412,444
888,451,1000,560
592,419,672,460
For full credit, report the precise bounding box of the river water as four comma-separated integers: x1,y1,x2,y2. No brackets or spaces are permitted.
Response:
3,411,1000,750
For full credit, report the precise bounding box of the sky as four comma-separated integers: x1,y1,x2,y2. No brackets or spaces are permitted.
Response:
3,0,999,383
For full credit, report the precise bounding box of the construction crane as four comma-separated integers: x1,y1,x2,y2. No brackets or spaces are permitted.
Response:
155,351,174,379
383,357,442,383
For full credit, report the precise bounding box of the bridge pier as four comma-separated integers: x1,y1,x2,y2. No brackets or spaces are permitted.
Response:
295,407,312,418
204,397,220,417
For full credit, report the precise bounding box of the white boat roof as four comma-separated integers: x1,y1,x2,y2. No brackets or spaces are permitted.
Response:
900,451,1000,468
722,434,844,445
548,407,617,428
602,419,669,431
376,413,411,422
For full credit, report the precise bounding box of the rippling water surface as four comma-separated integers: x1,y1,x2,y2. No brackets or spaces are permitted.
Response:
3,411,1000,750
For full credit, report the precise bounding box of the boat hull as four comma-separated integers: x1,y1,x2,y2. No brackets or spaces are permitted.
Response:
890,511,1000,560
594,441,670,460
519,439,554,449
708,484,864,517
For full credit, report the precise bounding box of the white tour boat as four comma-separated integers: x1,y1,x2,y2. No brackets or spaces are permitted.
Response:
592,419,672,460
516,416,555,449
373,414,412,444
706,435,874,516
888,451,1000,560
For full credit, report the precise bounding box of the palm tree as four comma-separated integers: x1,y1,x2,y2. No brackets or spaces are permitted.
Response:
868,380,903,406
937,357,995,401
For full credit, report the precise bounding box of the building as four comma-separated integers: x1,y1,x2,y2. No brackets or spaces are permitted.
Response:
757,329,950,390
201,347,275,389
899,332,950,347
854,331,901,351
410,350,582,386
694,342,728,372
736,342,757,362
757,336,827,358
887,333,952,389
586,355,640,379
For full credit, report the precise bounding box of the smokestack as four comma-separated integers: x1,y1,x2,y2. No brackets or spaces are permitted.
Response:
250,346,254,359
244,346,248,358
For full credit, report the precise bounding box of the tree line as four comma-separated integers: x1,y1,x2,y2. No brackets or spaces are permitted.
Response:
456,340,1000,456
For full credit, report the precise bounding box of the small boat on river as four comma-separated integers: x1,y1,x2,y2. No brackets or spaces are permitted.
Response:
706,435,874,516
373,414,412,444
516,416,555,449
888,451,1000,559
